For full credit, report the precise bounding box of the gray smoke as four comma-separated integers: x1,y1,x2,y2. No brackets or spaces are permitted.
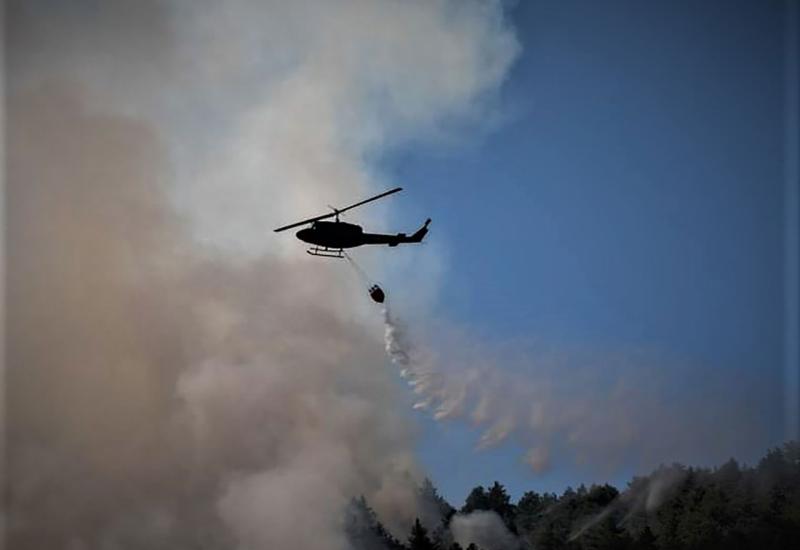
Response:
7,82,421,550
450,511,520,550
5,1,518,549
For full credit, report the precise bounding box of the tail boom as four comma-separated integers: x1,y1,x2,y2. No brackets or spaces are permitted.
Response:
360,219,431,247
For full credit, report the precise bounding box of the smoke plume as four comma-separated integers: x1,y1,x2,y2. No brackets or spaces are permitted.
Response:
5,1,517,549
450,511,520,550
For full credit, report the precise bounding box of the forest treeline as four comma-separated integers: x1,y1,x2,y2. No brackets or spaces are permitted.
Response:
346,442,800,550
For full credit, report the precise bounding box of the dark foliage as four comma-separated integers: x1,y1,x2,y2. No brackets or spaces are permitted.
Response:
352,442,800,550
346,496,406,550
460,481,517,534
419,477,456,546
408,518,440,550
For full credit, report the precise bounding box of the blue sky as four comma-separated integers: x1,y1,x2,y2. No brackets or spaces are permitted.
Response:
382,0,790,504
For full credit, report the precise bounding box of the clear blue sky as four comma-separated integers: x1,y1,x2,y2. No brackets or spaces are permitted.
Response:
381,0,789,504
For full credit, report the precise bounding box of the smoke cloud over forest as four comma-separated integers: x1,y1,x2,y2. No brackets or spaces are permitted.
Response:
4,1,776,549
5,1,517,548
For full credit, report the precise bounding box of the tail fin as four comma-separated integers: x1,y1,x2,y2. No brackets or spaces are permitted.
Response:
408,218,431,243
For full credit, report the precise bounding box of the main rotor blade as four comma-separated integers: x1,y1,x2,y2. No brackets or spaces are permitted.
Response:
273,211,336,232
273,187,402,232
337,186,402,215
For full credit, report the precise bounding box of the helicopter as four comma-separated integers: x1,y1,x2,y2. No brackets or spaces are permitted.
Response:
274,187,431,258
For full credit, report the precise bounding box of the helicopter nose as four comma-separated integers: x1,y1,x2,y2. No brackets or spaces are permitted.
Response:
296,227,312,243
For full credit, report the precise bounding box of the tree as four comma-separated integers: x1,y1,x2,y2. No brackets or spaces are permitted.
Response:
418,477,456,546
345,496,405,550
487,481,517,532
578,515,632,550
531,519,564,550
516,490,558,537
587,484,619,508
461,486,489,514
419,478,456,520
352,443,800,550
636,525,657,550
408,518,439,550
716,458,742,487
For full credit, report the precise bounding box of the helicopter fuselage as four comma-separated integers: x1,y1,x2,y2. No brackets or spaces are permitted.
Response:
296,221,365,248
295,219,430,250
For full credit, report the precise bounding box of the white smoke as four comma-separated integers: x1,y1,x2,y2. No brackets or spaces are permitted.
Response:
450,511,520,550
164,0,519,260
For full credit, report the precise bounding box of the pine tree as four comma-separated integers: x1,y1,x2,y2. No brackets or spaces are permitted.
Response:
636,525,657,550
461,486,489,514
408,518,439,550
486,481,517,533
350,443,800,550
419,478,456,520
345,496,405,550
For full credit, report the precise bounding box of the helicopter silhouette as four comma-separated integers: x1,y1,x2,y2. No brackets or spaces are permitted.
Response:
274,187,430,258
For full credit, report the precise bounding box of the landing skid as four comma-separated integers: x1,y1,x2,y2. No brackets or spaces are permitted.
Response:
307,246,344,258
